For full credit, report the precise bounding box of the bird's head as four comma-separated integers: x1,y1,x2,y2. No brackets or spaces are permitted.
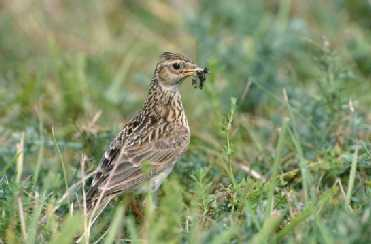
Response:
154,52,208,89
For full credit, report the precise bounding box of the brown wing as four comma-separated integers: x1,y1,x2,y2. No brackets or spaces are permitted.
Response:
86,123,189,209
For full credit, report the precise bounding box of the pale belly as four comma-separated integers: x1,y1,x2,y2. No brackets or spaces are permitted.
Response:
137,165,174,193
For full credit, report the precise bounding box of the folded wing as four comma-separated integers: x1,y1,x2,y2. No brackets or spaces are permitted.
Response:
86,123,189,209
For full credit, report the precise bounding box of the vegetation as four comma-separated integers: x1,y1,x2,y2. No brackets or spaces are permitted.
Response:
0,0,370,243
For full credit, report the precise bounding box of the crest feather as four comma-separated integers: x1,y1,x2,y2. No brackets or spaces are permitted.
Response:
160,52,192,62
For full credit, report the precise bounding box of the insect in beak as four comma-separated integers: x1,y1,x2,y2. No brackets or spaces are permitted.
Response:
192,67,208,89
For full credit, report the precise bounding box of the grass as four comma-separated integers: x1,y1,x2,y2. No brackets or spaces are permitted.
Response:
1,0,371,243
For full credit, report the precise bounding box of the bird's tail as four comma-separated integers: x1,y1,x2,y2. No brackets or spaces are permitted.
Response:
76,191,114,243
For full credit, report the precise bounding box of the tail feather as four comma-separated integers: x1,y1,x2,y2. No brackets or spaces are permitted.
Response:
85,185,113,223
76,191,113,243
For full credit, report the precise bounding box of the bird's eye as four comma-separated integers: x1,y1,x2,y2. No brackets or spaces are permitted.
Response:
172,63,181,70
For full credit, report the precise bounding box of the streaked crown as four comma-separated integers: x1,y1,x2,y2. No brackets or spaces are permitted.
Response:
159,52,192,63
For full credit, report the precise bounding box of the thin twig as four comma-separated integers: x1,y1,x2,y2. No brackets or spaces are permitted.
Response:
239,79,253,102
17,196,27,241
278,160,324,180
55,169,98,210
335,178,347,203
16,133,24,183
16,133,27,240
40,169,98,224
80,154,89,244
52,127,69,191
236,162,266,181
346,146,358,211
77,151,122,242
93,228,110,244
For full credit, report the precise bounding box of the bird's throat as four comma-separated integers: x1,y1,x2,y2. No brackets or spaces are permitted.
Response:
143,78,186,124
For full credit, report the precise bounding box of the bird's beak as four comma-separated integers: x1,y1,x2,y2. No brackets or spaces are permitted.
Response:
182,65,207,76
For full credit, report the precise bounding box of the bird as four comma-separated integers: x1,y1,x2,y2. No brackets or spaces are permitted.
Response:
84,51,208,227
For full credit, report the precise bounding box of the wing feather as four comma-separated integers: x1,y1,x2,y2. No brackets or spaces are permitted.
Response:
86,123,189,209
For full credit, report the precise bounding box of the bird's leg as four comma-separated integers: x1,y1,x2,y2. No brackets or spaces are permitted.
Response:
129,198,144,221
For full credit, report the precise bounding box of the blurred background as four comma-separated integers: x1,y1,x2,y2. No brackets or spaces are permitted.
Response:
1,0,370,171
0,0,370,243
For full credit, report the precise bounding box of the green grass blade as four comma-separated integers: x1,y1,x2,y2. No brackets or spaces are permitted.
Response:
266,118,288,216
210,226,236,244
33,118,44,186
275,188,336,242
346,146,359,210
26,195,43,244
16,133,24,184
126,216,139,244
284,89,313,201
251,212,283,244
52,128,69,191
288,126,312,201
315,216,335,244
104,205,125,244
50,214,83,244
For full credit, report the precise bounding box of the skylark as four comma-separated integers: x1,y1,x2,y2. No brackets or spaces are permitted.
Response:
85,51,208,224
